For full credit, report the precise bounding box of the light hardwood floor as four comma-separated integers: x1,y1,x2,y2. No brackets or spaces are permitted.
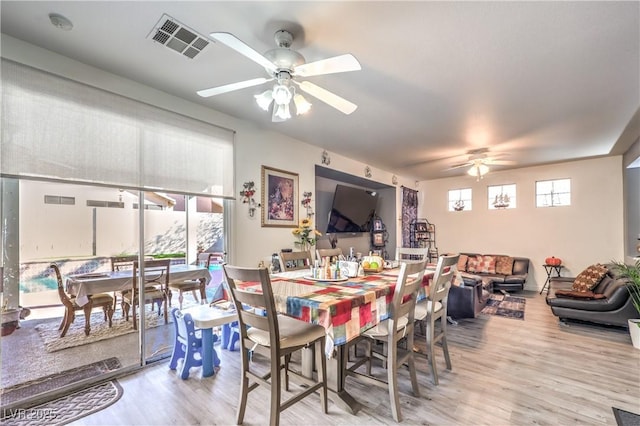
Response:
76,292,640,425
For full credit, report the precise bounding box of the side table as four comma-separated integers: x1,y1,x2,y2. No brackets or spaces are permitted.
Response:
540,264,563,294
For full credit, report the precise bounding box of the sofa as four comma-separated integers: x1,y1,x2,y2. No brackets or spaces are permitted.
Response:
458,253,530,292
545,268,637,328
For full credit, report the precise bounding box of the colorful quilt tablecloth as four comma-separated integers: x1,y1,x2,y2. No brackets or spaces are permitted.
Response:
237,271,434,356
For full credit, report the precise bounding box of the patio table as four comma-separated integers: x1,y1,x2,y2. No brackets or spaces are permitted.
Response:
66,264,212,307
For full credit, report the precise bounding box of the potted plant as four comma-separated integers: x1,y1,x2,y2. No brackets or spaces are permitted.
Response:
612,259,640,349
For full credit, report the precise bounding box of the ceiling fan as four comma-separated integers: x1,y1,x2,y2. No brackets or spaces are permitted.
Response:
447,148,515,180
197,29,361,122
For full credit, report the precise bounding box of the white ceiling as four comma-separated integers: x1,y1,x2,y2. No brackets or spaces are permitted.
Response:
1,1,638,180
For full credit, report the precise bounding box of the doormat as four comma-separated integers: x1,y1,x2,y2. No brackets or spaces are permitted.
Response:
0,357,121,408
481,294,526,320
613,407,640,426
1,380,122,426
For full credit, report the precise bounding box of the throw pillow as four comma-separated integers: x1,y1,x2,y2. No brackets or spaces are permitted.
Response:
495,256,515,276
555,289,606,299
572,264,609,292
466,255,480,273
457,254,468,272
476,255,497,274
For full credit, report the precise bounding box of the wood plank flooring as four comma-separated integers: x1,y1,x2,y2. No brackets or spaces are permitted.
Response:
76,291,640,425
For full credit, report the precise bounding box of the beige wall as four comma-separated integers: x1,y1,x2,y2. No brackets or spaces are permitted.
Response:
2,35,416,268
420,156,625,291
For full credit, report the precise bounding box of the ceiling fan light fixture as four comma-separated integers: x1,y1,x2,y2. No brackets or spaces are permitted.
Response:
273,102,291,122
467,163,490,180
293,93,311,115
254,90,273,111
272,84,292,105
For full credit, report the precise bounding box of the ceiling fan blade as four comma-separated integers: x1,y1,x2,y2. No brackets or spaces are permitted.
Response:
447,162,472,170
210,32,278,74
197,77,272,98
485,159,516,165
294,54,362,78
295,81,357,115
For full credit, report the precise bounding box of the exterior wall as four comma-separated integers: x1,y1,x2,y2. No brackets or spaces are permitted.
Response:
420,156,625,291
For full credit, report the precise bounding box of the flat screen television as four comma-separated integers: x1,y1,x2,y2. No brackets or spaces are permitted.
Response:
326,184,378,233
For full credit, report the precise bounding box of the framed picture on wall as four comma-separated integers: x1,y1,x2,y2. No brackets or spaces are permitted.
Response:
373,218,384,231
372,231,384,246
415,222,427,232
261,165,299,227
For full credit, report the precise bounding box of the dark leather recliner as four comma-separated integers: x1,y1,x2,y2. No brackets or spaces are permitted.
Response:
448,276,492,319
545,269,636,328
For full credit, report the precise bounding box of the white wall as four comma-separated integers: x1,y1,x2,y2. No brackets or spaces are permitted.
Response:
420,156,625,291
2,35,418,268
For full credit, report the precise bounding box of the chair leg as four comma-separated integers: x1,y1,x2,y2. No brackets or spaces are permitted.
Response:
169,342,185,371
60,308,73,337
179,291,184,310
190,289,199,304
105,305,114,327
441,318,452,370
270,352,282,426
236,348,250,425
427,318,439,385
406,328,420,398
132,301,138,330
388,335,402,422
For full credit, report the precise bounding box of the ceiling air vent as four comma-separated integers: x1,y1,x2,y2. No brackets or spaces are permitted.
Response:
148,14,209,59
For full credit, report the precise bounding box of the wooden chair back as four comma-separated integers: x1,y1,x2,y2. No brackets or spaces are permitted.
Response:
429,254,459,307
395,247,429,263
391,260,427,324
316,248,343,260
279,251,312,272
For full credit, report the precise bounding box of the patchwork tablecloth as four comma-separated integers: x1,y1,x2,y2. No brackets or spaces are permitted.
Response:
237,269,434,355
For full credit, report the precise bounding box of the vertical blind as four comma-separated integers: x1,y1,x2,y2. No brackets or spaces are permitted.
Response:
1,59,234,197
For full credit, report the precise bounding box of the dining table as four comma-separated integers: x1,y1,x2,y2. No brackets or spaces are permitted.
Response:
66,264,213,307
239,267,436,414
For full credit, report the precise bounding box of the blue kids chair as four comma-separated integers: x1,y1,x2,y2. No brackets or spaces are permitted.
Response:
169,307,220,379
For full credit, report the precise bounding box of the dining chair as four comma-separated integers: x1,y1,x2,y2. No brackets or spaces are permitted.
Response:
395,247,429,263
50,263,114,338
315,247,343,262
168,252,212,309
414,253,459,385
279,250,312,272
168,307,219,379
223,265,327,426
121,259,170,330
345,260,426,422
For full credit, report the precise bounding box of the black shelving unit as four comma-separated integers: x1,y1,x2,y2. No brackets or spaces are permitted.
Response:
409,218,438,263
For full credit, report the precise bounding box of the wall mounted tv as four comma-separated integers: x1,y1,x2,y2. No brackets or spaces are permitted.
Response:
327,184,379,233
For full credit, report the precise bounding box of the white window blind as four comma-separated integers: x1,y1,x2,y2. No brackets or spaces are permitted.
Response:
1,59,234,197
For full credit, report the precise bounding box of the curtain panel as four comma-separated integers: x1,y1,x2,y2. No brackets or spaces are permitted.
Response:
0,59,234,198
401,187,418,247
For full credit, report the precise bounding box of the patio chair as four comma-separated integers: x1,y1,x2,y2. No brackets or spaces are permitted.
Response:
121,259,170,330
168,252,213,309
50,263,114,338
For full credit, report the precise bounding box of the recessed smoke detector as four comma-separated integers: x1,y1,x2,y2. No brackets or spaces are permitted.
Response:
49,13,73,31
148,14,209,59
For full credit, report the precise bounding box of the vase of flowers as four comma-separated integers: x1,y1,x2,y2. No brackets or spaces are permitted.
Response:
292,218,321,252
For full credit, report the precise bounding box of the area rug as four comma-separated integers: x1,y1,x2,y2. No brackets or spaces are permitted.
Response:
481,294,526,320
0,357,121,407
1,380,122,426
613,407,640,426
